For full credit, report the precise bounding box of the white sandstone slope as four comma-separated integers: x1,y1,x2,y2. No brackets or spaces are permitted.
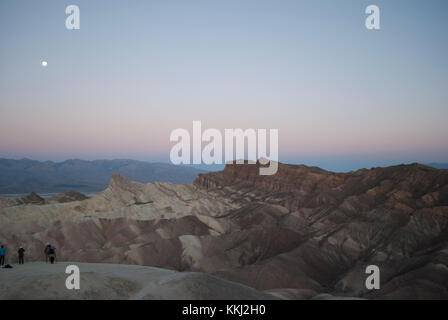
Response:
0,174,238,273
0,174,238,224
0,262,277,300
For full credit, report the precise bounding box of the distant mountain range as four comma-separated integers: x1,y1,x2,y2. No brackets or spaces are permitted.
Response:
0,158,206,194
1,158,446,195
427,163,448,169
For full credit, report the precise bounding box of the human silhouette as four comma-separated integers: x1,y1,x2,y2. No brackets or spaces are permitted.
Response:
48,245,56,264
0,245,5,266
18,247,25,264
44,243,51,263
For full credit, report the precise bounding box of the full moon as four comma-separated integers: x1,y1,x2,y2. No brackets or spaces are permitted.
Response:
41,61,47,67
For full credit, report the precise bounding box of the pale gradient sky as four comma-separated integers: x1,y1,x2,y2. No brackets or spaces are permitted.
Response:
0,0,447,172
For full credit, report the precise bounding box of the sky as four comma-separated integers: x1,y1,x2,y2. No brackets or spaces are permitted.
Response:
0,0,447,172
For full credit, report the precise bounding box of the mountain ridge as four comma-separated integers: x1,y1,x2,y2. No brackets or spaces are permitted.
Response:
0,158,206,194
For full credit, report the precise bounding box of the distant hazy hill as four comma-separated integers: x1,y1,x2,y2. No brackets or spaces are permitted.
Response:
427,163,448,169
0,158,206,194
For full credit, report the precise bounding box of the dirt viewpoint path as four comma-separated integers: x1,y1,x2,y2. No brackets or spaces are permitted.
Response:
0,262,277,300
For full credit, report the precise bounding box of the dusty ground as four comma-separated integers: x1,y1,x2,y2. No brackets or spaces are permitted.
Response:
0,261,277,300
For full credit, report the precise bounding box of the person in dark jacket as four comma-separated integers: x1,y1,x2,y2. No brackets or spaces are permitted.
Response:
44,243,51,263
48,245,56,264
18,247,25,264
0,245,5,266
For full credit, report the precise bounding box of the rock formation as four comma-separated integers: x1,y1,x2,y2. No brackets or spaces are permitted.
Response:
0,162,447,299
46,190,89,204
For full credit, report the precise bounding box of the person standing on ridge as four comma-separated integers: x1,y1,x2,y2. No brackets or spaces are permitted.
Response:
44,243,51,263
18,247,25,264
0,245,5,266
48,245,56,264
